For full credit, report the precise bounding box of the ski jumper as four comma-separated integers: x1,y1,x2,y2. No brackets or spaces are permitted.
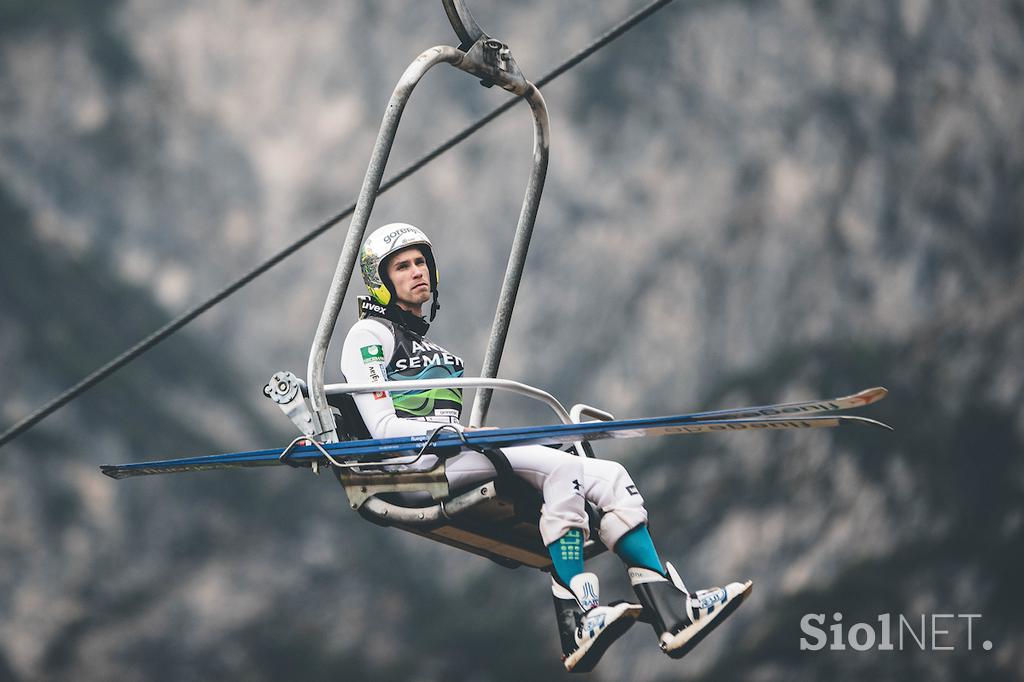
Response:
339,312,648,549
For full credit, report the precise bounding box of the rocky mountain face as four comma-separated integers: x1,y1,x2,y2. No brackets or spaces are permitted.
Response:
1,0,1022,680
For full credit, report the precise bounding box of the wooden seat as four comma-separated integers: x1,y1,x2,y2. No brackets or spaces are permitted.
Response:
326,391,607,570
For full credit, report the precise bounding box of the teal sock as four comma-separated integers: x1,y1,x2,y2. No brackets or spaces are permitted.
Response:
547,528,585,587
614,524,664,574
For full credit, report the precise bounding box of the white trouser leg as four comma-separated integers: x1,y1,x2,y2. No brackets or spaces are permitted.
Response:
580,456,648,549
445,446,648,548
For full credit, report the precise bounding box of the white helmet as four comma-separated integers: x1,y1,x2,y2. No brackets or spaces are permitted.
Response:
359,223,439,314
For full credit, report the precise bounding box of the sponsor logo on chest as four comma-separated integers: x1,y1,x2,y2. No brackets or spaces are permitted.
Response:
392,339,465,372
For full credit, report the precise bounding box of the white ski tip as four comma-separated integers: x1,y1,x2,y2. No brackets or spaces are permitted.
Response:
847,386,888,405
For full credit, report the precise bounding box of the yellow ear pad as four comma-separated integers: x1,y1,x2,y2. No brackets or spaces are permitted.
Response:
371,283,391,305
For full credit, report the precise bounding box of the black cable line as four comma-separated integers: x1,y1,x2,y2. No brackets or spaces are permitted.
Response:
0,0,676,449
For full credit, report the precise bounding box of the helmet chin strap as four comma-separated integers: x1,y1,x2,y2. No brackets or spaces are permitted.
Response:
429,289,440,321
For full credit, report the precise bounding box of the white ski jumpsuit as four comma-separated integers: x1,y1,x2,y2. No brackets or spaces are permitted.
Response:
340,316,648,548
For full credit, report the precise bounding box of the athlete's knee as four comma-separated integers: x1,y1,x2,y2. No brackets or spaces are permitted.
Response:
606,460,634,489
584,459,647,548
586,459,640,505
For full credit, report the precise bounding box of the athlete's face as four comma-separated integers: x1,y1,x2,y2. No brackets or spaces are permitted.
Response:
385,246,432,315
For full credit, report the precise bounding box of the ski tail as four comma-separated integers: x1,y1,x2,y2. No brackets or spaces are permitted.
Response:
100,444,311,479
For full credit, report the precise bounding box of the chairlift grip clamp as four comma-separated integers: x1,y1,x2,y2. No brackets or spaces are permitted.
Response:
442,0,525,92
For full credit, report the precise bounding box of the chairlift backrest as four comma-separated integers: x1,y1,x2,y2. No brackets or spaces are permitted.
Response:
325,383,372,441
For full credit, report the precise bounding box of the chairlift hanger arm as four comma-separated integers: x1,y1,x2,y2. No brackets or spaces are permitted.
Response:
442,0,486,51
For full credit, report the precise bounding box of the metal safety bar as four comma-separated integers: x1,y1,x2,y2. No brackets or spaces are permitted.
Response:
327,378,601,462
305,29,549,442
325,376,573,424
570,404,615,423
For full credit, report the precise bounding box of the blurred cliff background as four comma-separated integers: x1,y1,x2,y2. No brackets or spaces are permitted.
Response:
1,0,1022,680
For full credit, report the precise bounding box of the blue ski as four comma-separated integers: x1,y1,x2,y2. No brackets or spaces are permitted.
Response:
101,406,890,480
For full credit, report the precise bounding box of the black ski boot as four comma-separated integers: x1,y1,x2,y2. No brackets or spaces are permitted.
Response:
552,572,643,672
629,563,752,659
